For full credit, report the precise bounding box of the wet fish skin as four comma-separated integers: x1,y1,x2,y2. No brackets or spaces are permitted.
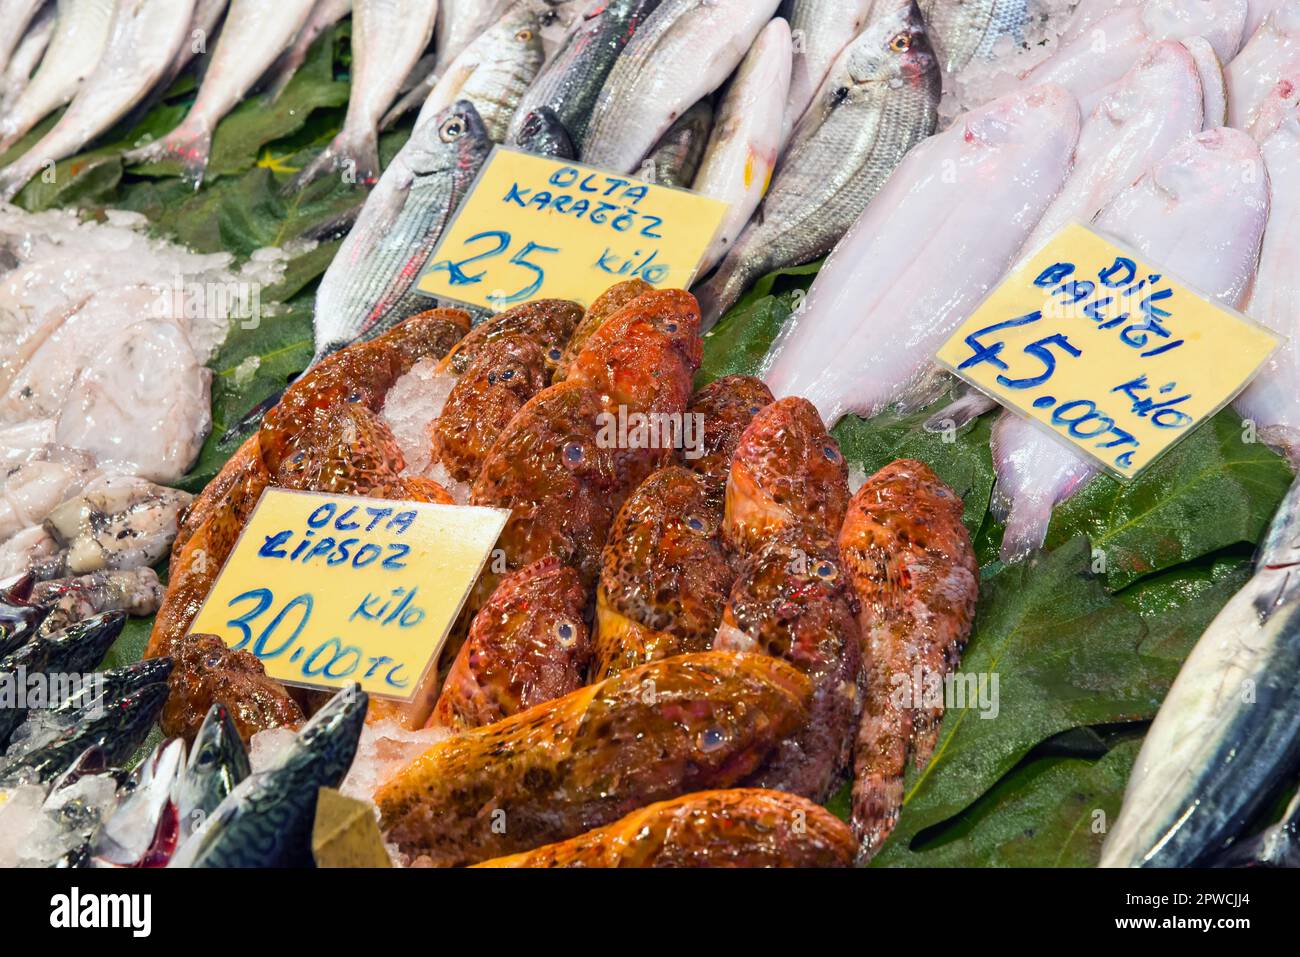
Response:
43,477,192,575
694,17,792,275
509,0,665,155
1101,476,1300,866
641,98,712,188
0,574,48,657
696,0,940,329
0,0,45,77
49,656,175,719
1225,0,1300,129
176,703,250,839
31,567,163,635
761,84,1080,425
918,0,1030,75
0,0,118,153
582,0,782,173
126,0,314,188
266,0,352,100
678,375,775,507
0,2,55,108
310,101,492,359
171,686,367,868
291,0,440,190
91,738,186,867
436,0,512,72
782,0,876,139
1212,785,1300,867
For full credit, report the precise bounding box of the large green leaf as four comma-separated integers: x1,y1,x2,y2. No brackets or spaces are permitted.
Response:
1045,413,1292,589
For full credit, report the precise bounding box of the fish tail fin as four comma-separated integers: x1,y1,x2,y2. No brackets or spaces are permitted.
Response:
127,120,213,189
285,128,380,196
923,388,998,433
999,497,1053,564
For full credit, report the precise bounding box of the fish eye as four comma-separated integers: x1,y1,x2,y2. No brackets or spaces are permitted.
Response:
822,445,841,463
553,620,577,646
547,347,564,362
439,117,466,142
663,321,678,333
516,28,533,41
697,726,727,752
563,442,585,466
203,651,223,669
347,392,362,403
291,452,306,464
685,514,709,535
814,561,838,581
748,406,762,416
197,749,215,767
831,87,851,105
889,32,912,54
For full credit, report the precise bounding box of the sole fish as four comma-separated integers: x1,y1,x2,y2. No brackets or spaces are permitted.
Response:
1181,35,1228,127
508,0,665,156
762,83,1079,424
0,0,197,200
693,17,792,275
126,0,315,187
0,0,117,153
782,0,876,141
1101,475,1300,866
696,0,940,329
993,127,1270,562
581,0,782,173
1225,0,1300,128
310,101,492,359
291,0,439,190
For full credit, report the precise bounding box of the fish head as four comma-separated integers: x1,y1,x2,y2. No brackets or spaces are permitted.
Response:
290,683,367,779
1099,41,1200,127
840,0,938,96
406,100,493,185
514,107,577,159
1141,0,1247,63
683,375,775,502
187,703,251,798
497,5,548,56
473,557,590,683
275,403,407,496
723,397,849,552
960,84,1081,153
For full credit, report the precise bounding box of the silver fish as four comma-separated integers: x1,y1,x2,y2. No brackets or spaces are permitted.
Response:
582,0,782,173
0,0,117,153
641,97,712,187
508,0,665,155
1102,475,1300,866
90,738,186,867
917,0,1031,75
0,1,53,106
170,685,367,868
416,2,546,143
265,0,352,100
126,0,315,187
435,0,513,71
783,0,876,140
42,476,192,576
696,0,940,329
290,0,439,190
311,100,492,358
0,0,45,77
176,703,250,840
0,0,198,201
377,53,440,130
160,0,230,92
513,105,576,157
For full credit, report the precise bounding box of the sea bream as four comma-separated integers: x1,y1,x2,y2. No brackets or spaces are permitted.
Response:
762,84,1080,425
782,0,876,141
1020,0,1247,115
992,127,1270,562
508,0,665,157
309,101,491,360
1235,92,1300,460
435,0,512,71
695,0,940,328
581,0,782,173
693,16,792,275
415,2,546,143
918,0,1031,75
0,0,198,201
1225,0,1300,128
1101,475,1300,866
0,0,117,153
291,0,440,189
265,0,353,99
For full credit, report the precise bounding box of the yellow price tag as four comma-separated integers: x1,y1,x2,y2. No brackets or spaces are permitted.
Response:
187,490,508,700
936,223,1281,478
416,146,729,310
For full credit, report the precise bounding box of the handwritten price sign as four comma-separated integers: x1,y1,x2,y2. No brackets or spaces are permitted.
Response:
416,147,728,310
187,490,507,700
937,223,1280,478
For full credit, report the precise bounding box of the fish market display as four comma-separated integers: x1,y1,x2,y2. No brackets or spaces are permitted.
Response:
0,0,117,152
782,0,877,138
693,16,792,274
509,0,664,157
1101,475,1300,866
175,704,250,839
476,789,857,867
582,0,782,173
695,0,941,328
127,0,315,186
763,84,1080,424
293,0,440,188
1225,0,1300,128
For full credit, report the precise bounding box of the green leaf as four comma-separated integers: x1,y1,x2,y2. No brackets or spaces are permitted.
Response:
1117,553,1252,663
876,537,1173,859
1045,413,1292,589
878,738,1140,867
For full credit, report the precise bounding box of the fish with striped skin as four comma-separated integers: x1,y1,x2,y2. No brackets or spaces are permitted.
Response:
782,0,876,139
125,0,314,187
695,1,940,329
1101,476,1300,866
1,0,197,200
918,0,1031,75
171,686,367,867
508,0,665,156
376,652,811,866
640,98,712,188
582,0,782,173
176,704,250,841
308,101,491,361
475,789,857,867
